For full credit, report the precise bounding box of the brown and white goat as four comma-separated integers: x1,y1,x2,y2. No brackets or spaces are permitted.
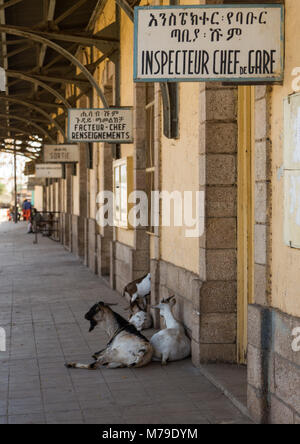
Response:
65,301,153,370
123,273,151,303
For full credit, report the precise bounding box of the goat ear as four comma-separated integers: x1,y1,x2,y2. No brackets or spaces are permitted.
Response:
170,295,176,306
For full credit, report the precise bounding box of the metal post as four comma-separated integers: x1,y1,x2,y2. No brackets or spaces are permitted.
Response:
14,148,17,224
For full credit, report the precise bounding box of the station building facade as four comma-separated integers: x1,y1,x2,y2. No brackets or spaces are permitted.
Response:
34,0,300,424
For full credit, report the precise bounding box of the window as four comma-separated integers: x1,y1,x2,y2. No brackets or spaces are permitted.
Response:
146,84,155,233
113,157,133,228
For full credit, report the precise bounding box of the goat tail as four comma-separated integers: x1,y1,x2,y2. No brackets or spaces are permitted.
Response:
65,362,98,370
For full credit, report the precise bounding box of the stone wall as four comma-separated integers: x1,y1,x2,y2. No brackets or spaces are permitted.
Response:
71,215,85,260
198,82,238,363
87,218,97,274
248,304,300,424
97,234,110,277
157,258,236,365
61,213,71,251
112,241,133,294
110,83,150,294
253,86,272,308
247,84,274,422
71,215,79,257
158,260,199,335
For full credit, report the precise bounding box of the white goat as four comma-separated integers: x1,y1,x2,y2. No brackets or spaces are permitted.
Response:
150,296,191,365
128,299,153,331
66,301,153,370
123,273,151,303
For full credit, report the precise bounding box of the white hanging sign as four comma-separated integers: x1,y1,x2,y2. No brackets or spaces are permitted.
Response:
68,108,133,143
44,144,79,163
0,67,6,91
134,4,284,83
35,164,63,178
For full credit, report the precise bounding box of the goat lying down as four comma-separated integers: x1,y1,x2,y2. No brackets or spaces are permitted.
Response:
128,299,153,332
66,302,153,370
150,296,191,365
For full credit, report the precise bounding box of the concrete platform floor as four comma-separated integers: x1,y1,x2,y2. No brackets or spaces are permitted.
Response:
0,221,253,424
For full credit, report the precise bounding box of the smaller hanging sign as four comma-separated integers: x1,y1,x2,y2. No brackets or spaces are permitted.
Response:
68,108,133,143
35,164,63,179
0,67,6,92
44,144,79,163
24,161,35,176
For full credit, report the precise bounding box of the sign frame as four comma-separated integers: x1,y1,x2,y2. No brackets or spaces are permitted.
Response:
133,4,285,84
68,107,134,144
43,144,80,163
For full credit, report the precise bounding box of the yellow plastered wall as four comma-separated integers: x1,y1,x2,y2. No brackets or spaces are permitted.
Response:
61,179,66,213
271,0,300,317
159,0,201,274
116,7,135,248
55,182,59,212
89,150,98,220
90,1,117,220
160,82,200,274
73,174,80,216
34,186,43,211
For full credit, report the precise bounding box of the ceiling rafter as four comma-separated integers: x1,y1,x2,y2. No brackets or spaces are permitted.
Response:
38,43,77,72
7,41,35,58
0,25,109,106
6,70,71,108
5,38,27,45
34,0,56,95
0,113,54,142
54,0,89,26
0,124,44,139
27,72,89,87
0,23,119,46
0,0,110,160
0,96,65,138
10,97,65,110
0,0,24,11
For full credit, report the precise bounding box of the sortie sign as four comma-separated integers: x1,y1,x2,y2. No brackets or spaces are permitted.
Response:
68,108,133,143
134,4,284,83
44,144,79,163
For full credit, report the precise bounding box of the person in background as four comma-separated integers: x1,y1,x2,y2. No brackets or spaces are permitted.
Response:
7,207,12,221
22,199,32,222
27,207,36,234
22,199,26,221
